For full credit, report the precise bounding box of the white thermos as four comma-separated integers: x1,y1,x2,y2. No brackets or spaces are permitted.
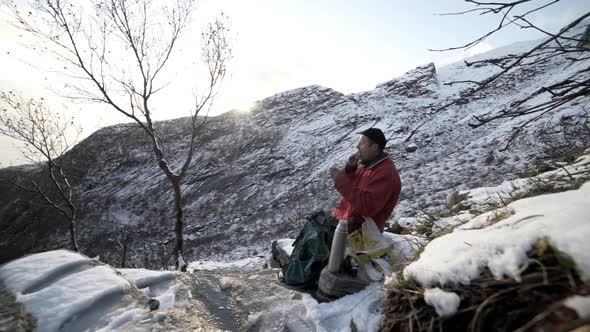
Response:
326,220,347,273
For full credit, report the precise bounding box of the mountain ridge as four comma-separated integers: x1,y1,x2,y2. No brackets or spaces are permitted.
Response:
1,29,588,267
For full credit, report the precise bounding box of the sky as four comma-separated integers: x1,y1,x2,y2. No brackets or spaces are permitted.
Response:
1,0,589,166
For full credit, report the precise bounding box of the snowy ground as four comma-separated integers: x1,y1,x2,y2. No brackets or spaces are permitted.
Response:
0,250,204,331
401,150,590,320
0,249,390,331
405,182,590,287
187,256,267,272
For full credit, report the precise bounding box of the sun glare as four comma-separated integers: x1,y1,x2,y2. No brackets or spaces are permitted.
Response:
234,101,256,113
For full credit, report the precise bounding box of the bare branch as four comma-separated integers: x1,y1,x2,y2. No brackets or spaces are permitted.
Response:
407,7,590,145
430,0,560,52
0,91,81,251
10,0,233,266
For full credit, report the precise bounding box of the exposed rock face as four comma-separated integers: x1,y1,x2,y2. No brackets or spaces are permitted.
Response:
1,32,588,267
253,85,347,126
376,63,438,98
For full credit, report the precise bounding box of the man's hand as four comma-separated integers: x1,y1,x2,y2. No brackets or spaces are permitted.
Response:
329,167,342,181
347,152,359,167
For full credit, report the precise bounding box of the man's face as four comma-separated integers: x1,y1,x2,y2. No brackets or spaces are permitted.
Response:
357,135,379,162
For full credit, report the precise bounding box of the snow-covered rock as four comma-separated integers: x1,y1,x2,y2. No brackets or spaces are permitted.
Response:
375,62,439,98
0,250,190,331
405,143,418,153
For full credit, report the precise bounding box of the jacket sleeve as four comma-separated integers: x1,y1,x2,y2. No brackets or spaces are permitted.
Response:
334,167,393,217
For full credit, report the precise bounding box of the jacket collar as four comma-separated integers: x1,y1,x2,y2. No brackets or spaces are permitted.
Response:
360,152,389,169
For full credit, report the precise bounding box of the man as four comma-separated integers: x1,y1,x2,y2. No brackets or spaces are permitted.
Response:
329,128,402,234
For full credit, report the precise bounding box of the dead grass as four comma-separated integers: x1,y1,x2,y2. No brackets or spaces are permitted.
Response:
487,208,515,226
381,240,587,332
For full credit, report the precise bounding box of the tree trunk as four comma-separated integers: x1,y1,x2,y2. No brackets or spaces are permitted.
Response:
172,177,185,271
69,209,80,252
143,239,149,268
120,235,128,268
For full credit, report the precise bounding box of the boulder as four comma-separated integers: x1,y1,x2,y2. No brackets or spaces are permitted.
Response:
406,143,418,153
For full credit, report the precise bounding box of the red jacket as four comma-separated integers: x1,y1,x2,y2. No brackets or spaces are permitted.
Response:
331,155,401,232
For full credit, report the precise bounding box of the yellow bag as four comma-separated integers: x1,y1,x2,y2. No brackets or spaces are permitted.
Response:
347,217,396,282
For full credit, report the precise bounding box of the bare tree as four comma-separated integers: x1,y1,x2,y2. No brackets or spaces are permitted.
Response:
115,225,134,268
10,0,231,270
0,91,81,252
407,1,590,149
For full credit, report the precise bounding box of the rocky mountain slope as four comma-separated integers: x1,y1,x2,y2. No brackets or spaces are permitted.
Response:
1,30,588,267
2,152,588,331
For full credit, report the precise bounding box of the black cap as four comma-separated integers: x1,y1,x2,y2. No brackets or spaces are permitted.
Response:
359,128,386,150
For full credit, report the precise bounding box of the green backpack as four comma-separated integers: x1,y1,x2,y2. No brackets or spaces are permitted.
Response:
281,211,339,289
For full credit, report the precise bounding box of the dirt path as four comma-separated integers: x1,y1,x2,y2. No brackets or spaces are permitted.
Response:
188,272,246,331
185,268,310,331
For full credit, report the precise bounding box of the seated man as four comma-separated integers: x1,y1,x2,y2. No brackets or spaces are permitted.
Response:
329,128,402,234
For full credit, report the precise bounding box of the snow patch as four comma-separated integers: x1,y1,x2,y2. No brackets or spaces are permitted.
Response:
460,154,590,210
398,217,420,228
95,308,144,332
301,284,385,332
187,256,266,271
117,269,179,308
219,276,233,291
0,250,93,294
423,288,461,317
404,182,590,287
0,251,185,332
384,232,427,262
17,265,129,332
